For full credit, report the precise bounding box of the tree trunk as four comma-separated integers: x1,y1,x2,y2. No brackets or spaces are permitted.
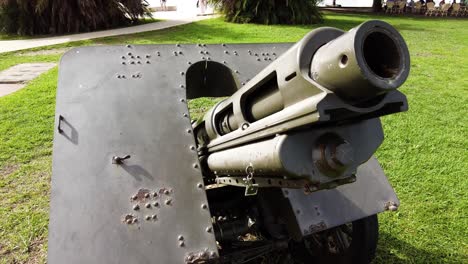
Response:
373,0,382,12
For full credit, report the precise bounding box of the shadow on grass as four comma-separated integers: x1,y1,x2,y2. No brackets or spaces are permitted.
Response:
376,232,466,263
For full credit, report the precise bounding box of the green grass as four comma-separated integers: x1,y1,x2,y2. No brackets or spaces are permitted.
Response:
0,13,467,263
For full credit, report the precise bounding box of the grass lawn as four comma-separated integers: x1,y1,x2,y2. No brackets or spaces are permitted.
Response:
0,12,467,263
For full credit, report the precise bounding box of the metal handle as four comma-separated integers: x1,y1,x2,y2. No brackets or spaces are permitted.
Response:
112,155,131,164
57,115,64,133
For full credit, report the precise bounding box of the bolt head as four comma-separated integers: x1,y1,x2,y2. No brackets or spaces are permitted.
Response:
388,204,398,211
153,201,159,207
333,142,354,166
201,204,208,209
179,241,185,247
206,226,213,233
145,203,151,208
152,214,157,220
133,204,140,210
178,235,184,241
165,199,172,205
197,183,203,188
144,193,150,198
145,215,151,221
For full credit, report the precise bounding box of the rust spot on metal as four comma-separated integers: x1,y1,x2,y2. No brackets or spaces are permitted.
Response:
122,214,138,225
159,187,172,195
384,201,398,211
185,249,217,264
308,221,327,234
131,188,151,202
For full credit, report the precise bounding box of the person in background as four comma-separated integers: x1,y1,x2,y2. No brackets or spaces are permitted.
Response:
196,0,208,15
160,0,167,11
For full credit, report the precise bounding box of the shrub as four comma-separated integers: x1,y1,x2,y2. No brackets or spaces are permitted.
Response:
209,0,322,24
0,0,151,35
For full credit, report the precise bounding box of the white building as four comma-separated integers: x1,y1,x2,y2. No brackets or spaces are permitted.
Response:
147,0,213,14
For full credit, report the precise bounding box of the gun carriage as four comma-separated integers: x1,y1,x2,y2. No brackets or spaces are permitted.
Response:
49,20,410,263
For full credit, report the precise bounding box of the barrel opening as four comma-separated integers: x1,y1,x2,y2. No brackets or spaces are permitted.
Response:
362,31,401,79
339,54,348,68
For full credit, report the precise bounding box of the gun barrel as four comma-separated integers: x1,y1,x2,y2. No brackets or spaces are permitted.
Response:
194,20,410,154
310,20,410,102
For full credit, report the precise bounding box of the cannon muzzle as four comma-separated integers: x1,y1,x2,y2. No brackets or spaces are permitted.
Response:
194,20,410,188
310,20,410,102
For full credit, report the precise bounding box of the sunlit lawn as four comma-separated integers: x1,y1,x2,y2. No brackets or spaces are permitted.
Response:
0,12,467,263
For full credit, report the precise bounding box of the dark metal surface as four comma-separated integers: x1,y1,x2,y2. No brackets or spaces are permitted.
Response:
49,43,291,263
49,42,400,263
284,157,399,237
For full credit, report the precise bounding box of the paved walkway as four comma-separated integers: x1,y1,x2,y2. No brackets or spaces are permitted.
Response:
0,11,215,54
0,63,56,97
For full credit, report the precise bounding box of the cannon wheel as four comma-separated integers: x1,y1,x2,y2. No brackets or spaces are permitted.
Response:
290,214,379,264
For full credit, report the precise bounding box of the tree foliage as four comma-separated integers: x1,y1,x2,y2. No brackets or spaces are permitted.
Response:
209,0,322,24
0,0,151,35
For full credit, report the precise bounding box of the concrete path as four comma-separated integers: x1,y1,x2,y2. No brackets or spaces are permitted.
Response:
0,11,215,54
0,63,56,97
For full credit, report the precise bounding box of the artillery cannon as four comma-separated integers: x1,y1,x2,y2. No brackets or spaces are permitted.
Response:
49,20,409,263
